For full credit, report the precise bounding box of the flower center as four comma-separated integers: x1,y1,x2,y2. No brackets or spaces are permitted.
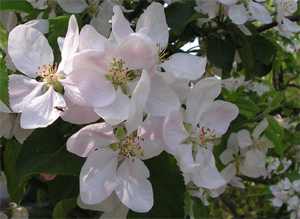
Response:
36,53,65,92
191,126,217,148
281,0,296,14
88,0,100,15
119,136,145,162
157,43,171,64
249,139,267,151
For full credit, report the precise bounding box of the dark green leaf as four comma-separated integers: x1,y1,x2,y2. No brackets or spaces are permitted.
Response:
266,115,284,137
0,21,8,53
15,122,85,180
0,54,10,110
264,127,283,156
260,186,272,196
3,139,30,203
0,0,34,13
48,15,71,49
165,2,197,35
286,170,300,182
233,97,260,113
184,190,192,218
192,197,207,218
52,197,78,219
127,152,185,218
251,60,272,78
207,35,236,73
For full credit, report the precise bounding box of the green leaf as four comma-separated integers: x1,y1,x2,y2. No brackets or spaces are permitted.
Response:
264,127,283,156
260,90,279,103
260,186,272,196
165,2,197,35
0,0,34,13
127,152,185,218
48,15,71,49
269,91,285,110
3,139,30,203
233,97,260,113
266,115,284,137
286,170,300,182
192,197,207,218
52,197,78,219
184,190,192,218
207,36,236,73
251,60,272,78
0,21,8,53
0,54,10,109
15,121,85,180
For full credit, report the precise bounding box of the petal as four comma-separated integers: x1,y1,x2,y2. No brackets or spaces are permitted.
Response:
283,17,300,32
219,148,234,165
125,70,150,135
24,19,49,34
67,122,119,157
77,192,118,212
221,163,237,183
218,0,238,5
159,54,207,81
57,0,88,13
60,94,100,125
239,161,265,178
252,117,268,140
163,110,190,152
199,100,239,137
116,158,153,213
136,2,168,48
245,149,266,167
94,86,130,125
12,114,34,144
248,2,272,24
192,146,226,189
0,11,17,32
236,129,253,149
8,25,53,78
144,75,180,116
0,100,11,113
20,86,66,129
90,16,111,38
185,77,221,130
80,148,119,205
177,143,201,173
229,177,245,189
100,202,129,219
0,112,13,138
228,4,248,25
227,132,240,155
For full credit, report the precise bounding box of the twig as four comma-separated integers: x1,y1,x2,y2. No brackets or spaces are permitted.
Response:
126,0,148,22
257,14,300,33
219,194,240,218
239,175,269,185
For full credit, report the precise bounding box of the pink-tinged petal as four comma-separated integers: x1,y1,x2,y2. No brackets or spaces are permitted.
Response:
117,34,157,73
116,158,153,213
9,75,44,113
57,0,88,13
100,202,129,219
12,114,33,144
236,129,253,149
248,2,272,24
67,122,119,157
80,148,119,205
0,112,12,138
21,86,65,129
90,15,111,38
227,132,240,155
163,110,190,151
228,4,248,25
61,51,116,107
111,5,133,45
229,177,245,189
42,174,56,181
239,160,266,178
160,54,207,81
169,80,191,102
8,25,53,78
177,143,201,173
137,115,165,159
94,86,130,125
61,94,100,125
57,15,79,74
245,148,266,167
252,117,268,140
218,0,238,5
283,17,300,32
221,163,236,183
260,136,275,149
136,2,168,48
185,77,221,129
125,70,150,135
199,100,239,137
144,75,180,116
219,148,234,165
77,192,118,212
192,146,226,189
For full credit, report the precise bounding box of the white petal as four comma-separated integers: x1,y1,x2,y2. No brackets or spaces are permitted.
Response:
8,25,53,78
239,161,266,178
100,202,129,219
177,143,201,173
221,163,237,183
163,110,190,151
199,100,239,137
218,0,238,5
227,132,240,155
248,2,272,24
125,70,150,135
77,192,118,212
24,19,49,34
12,114,33,144
245,149,266,167
21,86,65,129
136,2,168,48
60,94,100,125
192,146,226,189
229,177,245,189
116,158,153,213
57,0,88,13
0,112,13,138
67,122,119,157
219,148,234,165
90,16,111,39
185,77,221,129
80,148,119,205
159,54,207,81
252,117,268,140
144,75,180,116
236,129,253,149
228,4,248,25
94,86,130,125
0,100,11,113
0,11,17,32
283,17,300,32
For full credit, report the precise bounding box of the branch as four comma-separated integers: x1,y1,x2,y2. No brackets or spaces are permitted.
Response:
219,194,240,218
280,72,300,90
257,14,300,33
125,0,148,22
239,175,269,185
